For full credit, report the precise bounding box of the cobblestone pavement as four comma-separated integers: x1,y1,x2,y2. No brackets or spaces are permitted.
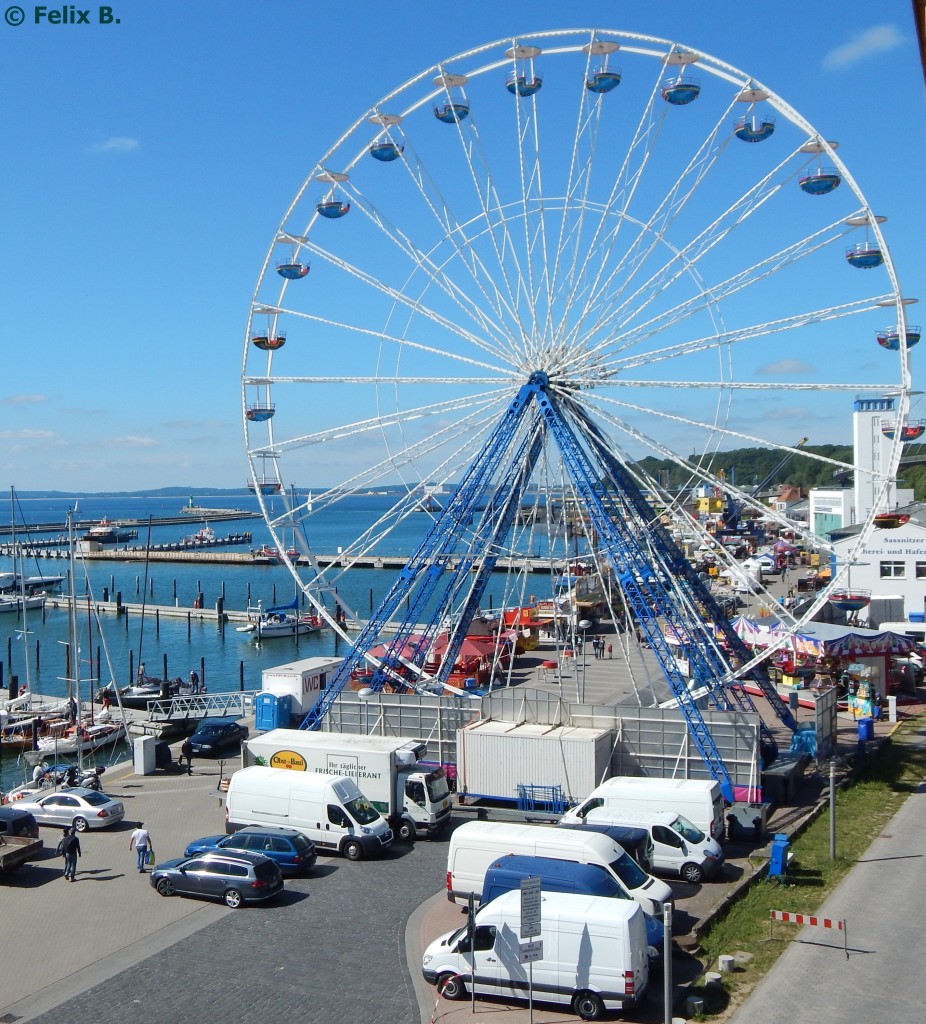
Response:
24,835,447,1024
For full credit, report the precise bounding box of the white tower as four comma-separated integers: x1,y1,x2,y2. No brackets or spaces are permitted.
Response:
853,396,898,521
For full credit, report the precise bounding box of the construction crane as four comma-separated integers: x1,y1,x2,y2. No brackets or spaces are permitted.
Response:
722,438,809,533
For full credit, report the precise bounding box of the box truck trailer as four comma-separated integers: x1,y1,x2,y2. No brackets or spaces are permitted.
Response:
246,729,452,840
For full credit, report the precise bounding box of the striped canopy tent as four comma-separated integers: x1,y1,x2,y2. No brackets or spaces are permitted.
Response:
731,616,917,657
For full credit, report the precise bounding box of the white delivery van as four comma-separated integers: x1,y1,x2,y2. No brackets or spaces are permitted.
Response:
583,807,724,883
422,890,649,1021
561,776,726,841
446,820,672,916
224,766,393,860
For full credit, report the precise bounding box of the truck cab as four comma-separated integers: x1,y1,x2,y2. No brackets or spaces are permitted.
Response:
399,766,452,841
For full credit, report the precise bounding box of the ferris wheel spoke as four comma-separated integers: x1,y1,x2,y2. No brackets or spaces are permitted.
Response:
266,301,512,376
587,214,864,362
576,170,853,363
250,389,507,458
344,156,526,359
568,92,744,344
604,295,896,372
294,240,515,366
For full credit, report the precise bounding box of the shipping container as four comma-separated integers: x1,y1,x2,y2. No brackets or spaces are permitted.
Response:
456,721,613,804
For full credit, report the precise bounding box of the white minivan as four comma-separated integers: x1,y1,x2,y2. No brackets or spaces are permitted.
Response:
224,766,393,860
422,890,649,1021
561,776,726,841
446,820,673,916
582,807,725,883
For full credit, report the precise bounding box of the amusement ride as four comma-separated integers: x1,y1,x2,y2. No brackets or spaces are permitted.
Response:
241,29,913,798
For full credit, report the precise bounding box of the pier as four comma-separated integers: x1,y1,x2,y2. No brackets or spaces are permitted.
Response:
0,509,261,539
7,546,555,573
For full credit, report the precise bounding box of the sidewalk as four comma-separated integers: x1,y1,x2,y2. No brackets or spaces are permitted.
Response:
0,758,230,1022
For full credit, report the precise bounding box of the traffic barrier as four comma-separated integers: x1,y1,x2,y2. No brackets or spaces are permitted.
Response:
769,909,848,958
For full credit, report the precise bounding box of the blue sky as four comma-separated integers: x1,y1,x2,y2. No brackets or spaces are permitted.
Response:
0,0,923,492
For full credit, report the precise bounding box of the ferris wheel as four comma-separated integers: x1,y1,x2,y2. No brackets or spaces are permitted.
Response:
242,29,912,754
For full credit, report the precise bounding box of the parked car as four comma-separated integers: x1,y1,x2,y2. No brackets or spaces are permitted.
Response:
0,806,40,839
12,787,125,831
187,719,249,756
150,850,283,908
183,826,317,875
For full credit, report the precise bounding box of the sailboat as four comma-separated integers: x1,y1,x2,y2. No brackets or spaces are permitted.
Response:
0,500,47,616
25,511,128,764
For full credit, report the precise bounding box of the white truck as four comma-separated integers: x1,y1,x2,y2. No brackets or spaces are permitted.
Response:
246,729,453,841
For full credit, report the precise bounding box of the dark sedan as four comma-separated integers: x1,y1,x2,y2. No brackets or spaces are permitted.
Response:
187,719,249,756
184,826,317,875
150,850,283,908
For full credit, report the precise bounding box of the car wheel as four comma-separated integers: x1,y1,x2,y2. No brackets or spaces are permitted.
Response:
682,862,704,884
156,878,175,897
224,888,243,909
438,974,467,1000
398,820,415,842
573,990,605,1021
343,839,363,861
73,817,89,832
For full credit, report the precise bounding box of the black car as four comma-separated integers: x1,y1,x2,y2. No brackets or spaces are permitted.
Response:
184,826,317,875
187,719,249,756
0,806,40,839
150,850,283,908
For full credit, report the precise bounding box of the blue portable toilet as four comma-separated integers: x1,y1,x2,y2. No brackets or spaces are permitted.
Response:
768,833,792,880
255,692,292,731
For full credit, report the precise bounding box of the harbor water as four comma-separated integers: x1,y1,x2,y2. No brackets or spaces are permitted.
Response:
0,491,533,791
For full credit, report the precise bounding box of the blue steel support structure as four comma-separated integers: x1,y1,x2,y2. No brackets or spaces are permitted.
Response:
300,379,543,730
570,402,797,743
531,386,738,800
300,372,790,796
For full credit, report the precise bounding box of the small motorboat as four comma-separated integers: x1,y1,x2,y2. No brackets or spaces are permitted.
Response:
236,600,322,640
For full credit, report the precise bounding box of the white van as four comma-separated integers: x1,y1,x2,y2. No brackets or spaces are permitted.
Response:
224,766,393,860
583,807,724,883
561,776,726,841
422,889,649,1021
446,820,672,916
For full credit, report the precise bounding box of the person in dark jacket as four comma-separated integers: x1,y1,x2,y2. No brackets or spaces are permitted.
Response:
61,827,81,882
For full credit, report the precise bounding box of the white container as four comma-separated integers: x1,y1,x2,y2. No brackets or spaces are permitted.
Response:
457,721,613,803
260,656,342,717
132,735,156,775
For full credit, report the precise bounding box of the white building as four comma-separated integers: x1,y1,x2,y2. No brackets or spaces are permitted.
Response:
830,507,926,629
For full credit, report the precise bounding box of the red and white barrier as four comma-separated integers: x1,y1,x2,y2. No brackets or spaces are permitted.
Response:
769,910,848,958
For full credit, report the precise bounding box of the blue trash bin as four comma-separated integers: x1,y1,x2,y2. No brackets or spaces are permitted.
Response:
857,718,874,742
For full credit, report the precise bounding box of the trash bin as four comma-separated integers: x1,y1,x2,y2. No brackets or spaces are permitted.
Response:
788,690,800,712
857,718,874,742
154,740,174,770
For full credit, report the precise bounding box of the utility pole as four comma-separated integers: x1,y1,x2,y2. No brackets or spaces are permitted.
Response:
829,759,837,859
663,902,673,1024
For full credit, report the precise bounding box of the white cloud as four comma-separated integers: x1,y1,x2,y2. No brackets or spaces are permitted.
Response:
109,435,159,448
0,428,56,439
756,359,815,376
1,393,47,406
89,136,140,154
823,25,904,70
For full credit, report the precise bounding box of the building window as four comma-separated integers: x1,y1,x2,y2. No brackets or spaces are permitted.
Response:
880,561,906,579
917,562,926,580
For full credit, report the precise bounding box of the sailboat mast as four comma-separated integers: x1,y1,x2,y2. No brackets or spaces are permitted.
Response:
66,509,83,770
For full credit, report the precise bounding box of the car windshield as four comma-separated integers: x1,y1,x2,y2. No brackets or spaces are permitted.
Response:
426,771,450,803
672,815,704,844
80,791,109,806
195,726,224,739
344,796,381,826
292,834,313,852
609,851,648,890
254,860,280,881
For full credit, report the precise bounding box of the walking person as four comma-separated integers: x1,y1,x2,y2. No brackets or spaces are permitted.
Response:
129,822,153,873
181,737,194,776
60,826,81,882
189,669,200,695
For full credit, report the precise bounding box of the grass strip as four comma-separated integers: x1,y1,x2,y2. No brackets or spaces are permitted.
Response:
693,723,926,1017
